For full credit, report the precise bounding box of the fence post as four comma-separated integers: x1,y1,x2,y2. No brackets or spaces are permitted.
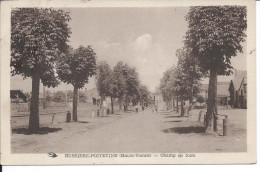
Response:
223,116,229,136
66,111,71,123
204,113,206,126
214,114,218,132
51,113,56,124
198,111,202,122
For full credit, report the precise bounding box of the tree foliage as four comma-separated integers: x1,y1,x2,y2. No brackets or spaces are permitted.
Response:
185,6,247,75
56,45,97,121
121,64,140,103
185,6,247,131
112,61,127,99
138,84,150,103
11,8,71,132
159,66,176,102
53,91,66,102
96,61,114,100
56,45,97,89
96,61,147,111
11,8,71,87
196,95,205,104
175,48,202,102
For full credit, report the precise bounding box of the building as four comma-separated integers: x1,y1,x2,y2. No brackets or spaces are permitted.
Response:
85,88,112,107
10,90,27,103
229,70,247,109
200,82,230,106
200,70,247,109
85,88,101,106
151,90,166,110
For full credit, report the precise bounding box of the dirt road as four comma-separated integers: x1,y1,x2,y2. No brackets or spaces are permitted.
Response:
12,109,246,153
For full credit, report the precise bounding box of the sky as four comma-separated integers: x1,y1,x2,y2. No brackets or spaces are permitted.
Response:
10,7,247,93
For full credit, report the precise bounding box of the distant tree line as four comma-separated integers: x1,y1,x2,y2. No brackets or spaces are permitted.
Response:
96,61,150,114
45,90,86,103
159,48,204,117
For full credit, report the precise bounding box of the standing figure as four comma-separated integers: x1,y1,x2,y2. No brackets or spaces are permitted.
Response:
155,104,158,114
135,104,139,113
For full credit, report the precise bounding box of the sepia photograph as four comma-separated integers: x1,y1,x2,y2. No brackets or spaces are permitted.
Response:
0,0,256,165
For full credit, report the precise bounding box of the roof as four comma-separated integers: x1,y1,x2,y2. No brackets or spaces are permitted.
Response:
217,83,230,96
85,88,101,99
231,70,247,91
237,77,247,92
10,90,27,101
201,82,230,97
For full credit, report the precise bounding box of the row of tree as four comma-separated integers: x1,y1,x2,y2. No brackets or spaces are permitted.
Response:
159,48,203,117
11,8,97,132
160,6,247,132
96,61,150,114
11,8,151,133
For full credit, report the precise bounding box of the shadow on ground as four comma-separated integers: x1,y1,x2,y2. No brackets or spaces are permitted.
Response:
164,120,182,123
125,110,136,114
100,116,109,117
12,127,62,135
164,116,187,118
163,126,205,134
160,113,171,115
78,121,90,123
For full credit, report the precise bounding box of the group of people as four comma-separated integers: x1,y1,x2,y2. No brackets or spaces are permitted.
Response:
135,104,145,113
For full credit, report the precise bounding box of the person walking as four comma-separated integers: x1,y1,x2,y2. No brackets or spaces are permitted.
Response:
141,105,145,114
135,104,139,114
155,104,158,114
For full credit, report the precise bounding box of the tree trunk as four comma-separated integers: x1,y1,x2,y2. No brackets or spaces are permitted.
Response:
118,97,122,111
111,96,114,114
176,96,179,113
188,84,194,114
180,97,185,116
126,96,129,110
43,86,46,109
214,87,219,131
205,67,217,132
28,72,40,132
73,86,78,122
172,96,175,110
189,84,193,104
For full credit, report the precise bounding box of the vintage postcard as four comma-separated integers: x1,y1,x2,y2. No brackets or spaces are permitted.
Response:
0,0,256,165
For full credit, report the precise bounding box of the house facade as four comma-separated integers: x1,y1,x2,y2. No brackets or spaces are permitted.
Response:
151,90,167,110
85,88,101,106
229,70,247,109
85,88,112,108
200,82,230,106
200,70,247,109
